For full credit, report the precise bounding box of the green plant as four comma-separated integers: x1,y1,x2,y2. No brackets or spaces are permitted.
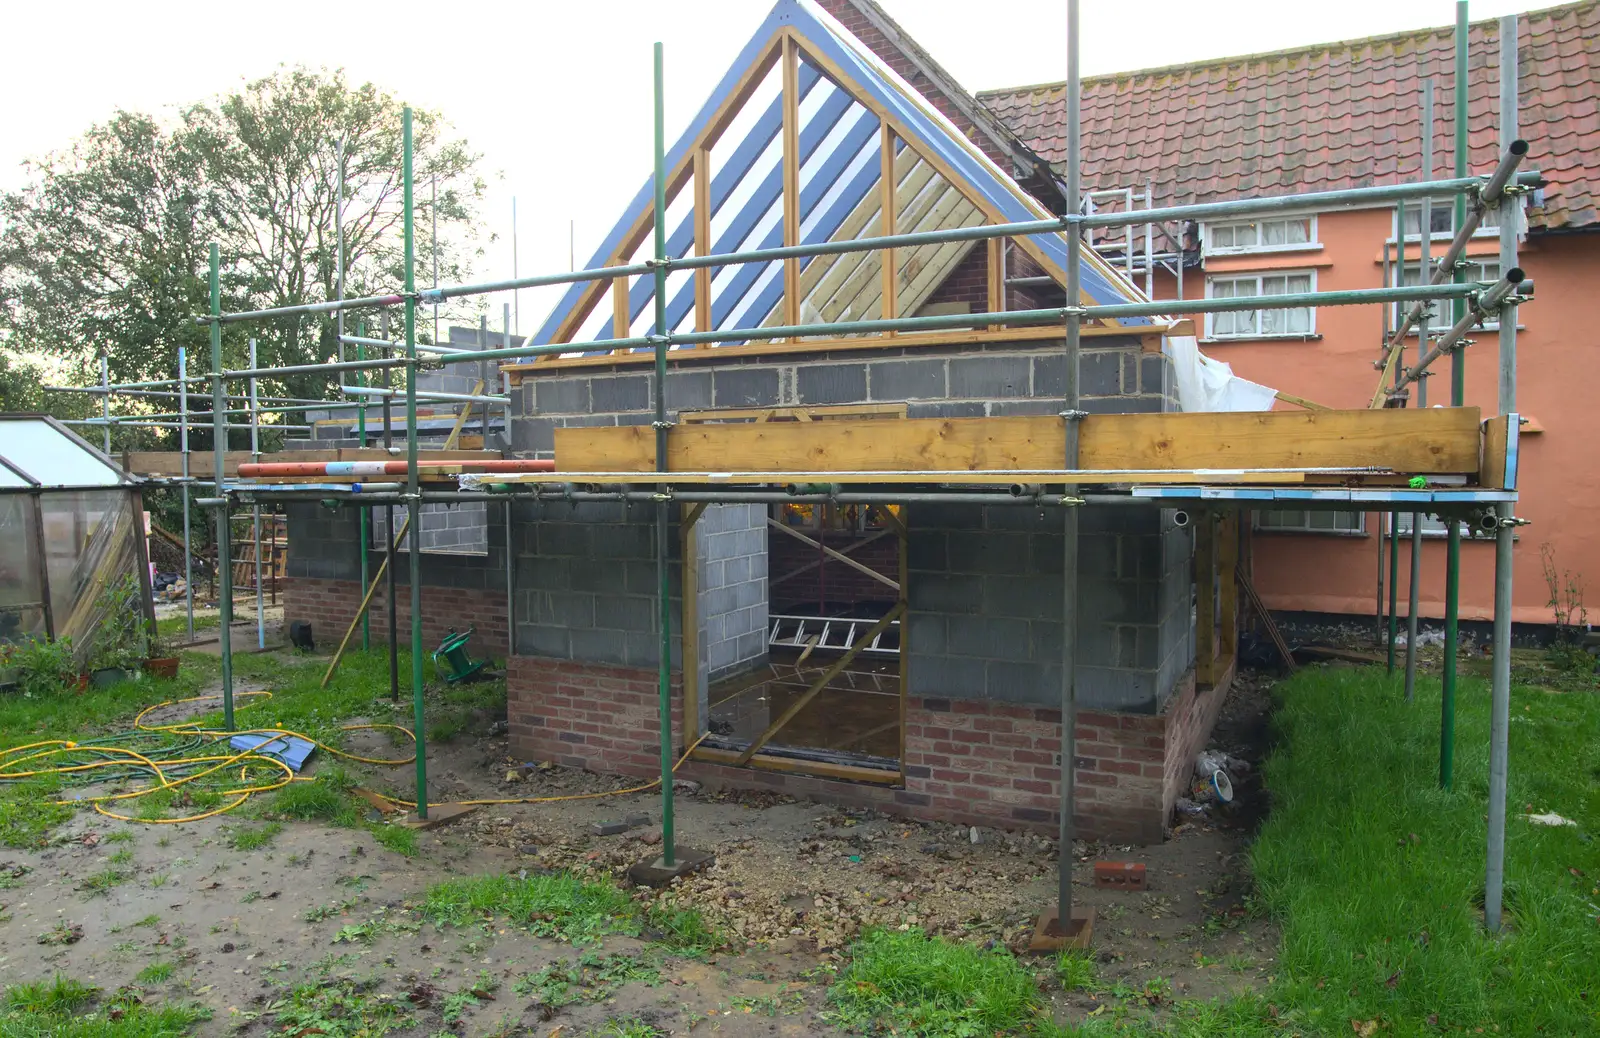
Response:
134,962,174,985
420,871,638,944
267,978,411,1038
1541,541,1593,674
88,575,145,673
0,778,74,849
0,636,77,698
512,953,661,1007
1057,950,1097,991
369,823,417,857
829,928,1049,1036
227,822,282,851
5,975,97,1015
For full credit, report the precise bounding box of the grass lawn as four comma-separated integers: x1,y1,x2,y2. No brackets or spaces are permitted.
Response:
0,646,504,844
828,663,1598,1037
1251,665,1600,1036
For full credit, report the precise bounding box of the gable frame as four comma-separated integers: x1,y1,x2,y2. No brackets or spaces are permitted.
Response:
536,0,1157,362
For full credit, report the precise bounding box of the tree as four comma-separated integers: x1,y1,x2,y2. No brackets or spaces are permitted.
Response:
0,67,485,412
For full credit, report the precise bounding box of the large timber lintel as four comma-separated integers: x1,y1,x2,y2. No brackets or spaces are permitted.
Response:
551,408,1484,479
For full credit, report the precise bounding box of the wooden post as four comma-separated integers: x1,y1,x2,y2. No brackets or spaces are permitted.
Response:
1195,510,1216,687
612,276,630,342
1218,511,1239,672
680,502,708,745
879,124,897,328
781,34,801,339
987,237,1004,330
693,147,712,334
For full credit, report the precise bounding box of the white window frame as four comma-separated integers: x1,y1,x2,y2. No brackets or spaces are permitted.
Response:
1202,214,1319,256
1389,200,1510,244
1254,510,1366,537
1204,270,1318,340
1392,257,1506,333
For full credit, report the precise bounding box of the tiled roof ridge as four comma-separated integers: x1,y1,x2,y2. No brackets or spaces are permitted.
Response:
976,0,1594,100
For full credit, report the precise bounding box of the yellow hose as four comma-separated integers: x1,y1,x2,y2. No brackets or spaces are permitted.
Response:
1,690,708,825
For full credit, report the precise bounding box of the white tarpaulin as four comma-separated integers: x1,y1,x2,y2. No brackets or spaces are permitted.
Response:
1162,335,1279,413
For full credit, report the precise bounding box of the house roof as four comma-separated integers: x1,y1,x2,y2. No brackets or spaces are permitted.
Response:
977,1,1600,231
0,414,127,490
529,0,1153,353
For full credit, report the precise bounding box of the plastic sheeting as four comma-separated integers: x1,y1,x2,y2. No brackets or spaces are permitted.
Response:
1162,334,1279,413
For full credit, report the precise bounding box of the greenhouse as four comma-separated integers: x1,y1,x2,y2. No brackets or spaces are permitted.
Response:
0,413,153,660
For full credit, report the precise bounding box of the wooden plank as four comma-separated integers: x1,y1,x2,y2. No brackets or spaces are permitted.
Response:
1237,563,1296,673
1196,511,1216,688
881,124,898,325
1480,414,1511,489
1275,390,1332,411
502,322,1163,377
679,403,906,424
553,408,1484,476
123,448,490,477
781,34,801,338
691,746,901,785
492,468,1311,486
693,147,712,335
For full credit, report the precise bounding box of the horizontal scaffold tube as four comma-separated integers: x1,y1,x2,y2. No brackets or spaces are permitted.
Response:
197,172,1540,323
235,459,557,478
342,385,511,405
338,334,476,357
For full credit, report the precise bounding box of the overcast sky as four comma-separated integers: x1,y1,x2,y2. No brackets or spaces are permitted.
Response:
2,0,1544,332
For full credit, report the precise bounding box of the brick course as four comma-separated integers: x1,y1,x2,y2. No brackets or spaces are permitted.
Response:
508,654,1227,844
284,576,508,658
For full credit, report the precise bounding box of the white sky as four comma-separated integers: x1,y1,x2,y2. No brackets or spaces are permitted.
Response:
1,0,1544,334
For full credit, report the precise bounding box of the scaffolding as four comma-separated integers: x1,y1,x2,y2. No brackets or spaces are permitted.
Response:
35,0,1535,935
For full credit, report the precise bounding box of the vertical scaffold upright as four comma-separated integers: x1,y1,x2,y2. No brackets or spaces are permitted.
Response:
208,242,235,731
652,42,678,868
403,107,429,821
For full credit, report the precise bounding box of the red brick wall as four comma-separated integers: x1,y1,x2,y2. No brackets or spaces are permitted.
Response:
770,532,900,612
284,576,508,657
507,655,1231,844
1159,663,1232,821
919,243,991,313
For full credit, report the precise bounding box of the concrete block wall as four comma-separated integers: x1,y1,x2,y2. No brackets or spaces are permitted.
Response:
906,502,1191,714
373,501,489,555
509,499,683,671
696,504,769,684
506,336,1175,458
282,501,508,651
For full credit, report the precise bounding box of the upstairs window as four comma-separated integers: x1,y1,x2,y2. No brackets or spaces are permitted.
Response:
1206,272,1316,339
1203,216,1316,255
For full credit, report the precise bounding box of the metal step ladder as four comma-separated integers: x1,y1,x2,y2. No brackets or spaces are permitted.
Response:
767,612,901,658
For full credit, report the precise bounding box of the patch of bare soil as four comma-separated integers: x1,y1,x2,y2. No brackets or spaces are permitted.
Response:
0,671,1280,1035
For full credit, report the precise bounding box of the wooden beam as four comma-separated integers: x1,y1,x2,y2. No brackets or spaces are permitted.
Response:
781,34,801,339
880,123,898,326
553,408,1484,476
502,322,1164,377
549,35,783,347
679,403,906,424
734,601,906,765
770,528,893,587
1275,390,1333,411
691,746,901,785
896,510,909,777
489,468,1311,486
122,448,490,478
1196,511,1216,688
1480,414,1511,488
693,147,712,335
987,237,1004,330
612,276,630,342
768,518,900,591
1237,562,1296,673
